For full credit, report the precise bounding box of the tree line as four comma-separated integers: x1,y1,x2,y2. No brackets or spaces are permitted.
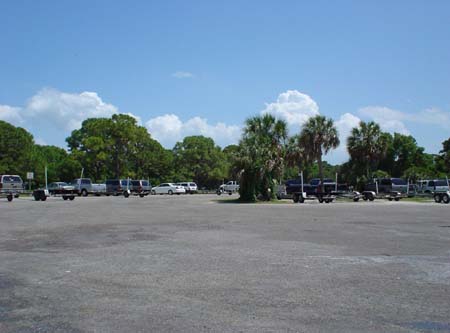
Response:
0,114,449,199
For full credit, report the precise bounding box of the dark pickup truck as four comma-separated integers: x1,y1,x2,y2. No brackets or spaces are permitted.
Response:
285,178,344,203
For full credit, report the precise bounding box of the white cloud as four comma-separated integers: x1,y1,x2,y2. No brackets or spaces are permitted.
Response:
416,107,450,129
358,106,410,134
172,71,194,79
24,88,118,131
261,90,319,131
326,113,361,164
0,104,23,126
146,114,241,148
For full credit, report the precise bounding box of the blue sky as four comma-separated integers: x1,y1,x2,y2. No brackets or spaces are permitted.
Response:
1,0,449,163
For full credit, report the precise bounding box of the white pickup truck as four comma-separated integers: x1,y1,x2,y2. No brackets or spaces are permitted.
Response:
217,181,239,195
72,178,106,196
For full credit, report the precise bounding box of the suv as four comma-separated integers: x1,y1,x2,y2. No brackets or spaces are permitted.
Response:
177,182,198,194
0,175,23,200
105,179,131,197
130,180,152,197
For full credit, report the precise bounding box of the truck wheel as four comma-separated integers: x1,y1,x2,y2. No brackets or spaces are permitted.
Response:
81,189,88,197
443,194,450,204
299,196,305,203
139,193,145,198
14,193,19,198
34,194,40,201
394,197,400,202
353,197,359,202
168,190,173,195
69,196,75,201
368,195,375,201
434,194,442,203
41,195,47,201
124,191,130,198
63,196,68,200
228,191,232,195
7,194,13,202
293,194,299,203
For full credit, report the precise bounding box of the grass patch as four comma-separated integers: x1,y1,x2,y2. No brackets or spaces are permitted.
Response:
402,196,434,203
213,198,291,204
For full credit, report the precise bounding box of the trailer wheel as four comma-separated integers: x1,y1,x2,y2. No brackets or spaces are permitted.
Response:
41,195,47,201
124,191,130,198
139,193,145,198
299,196,305,203
368,194,375,201
34,194,40,201
63,196,68,200
69,196,75,201
318,196,324,203
325,199,330,203
388,198,393,201
443,194,450,204
363,195,368,201
353,197,359,202
228,191,232,195
7,194,13,202
434,194,442,203
394,197,400,202
293,194,299,203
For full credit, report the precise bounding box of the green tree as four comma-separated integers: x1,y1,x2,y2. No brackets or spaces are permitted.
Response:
347,121,390,179
235,114,287,201
0,120,34,176
172,136,227,189
67,114,173,182
299,115,339,191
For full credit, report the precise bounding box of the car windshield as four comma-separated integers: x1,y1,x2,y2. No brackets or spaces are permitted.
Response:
392,178,407,185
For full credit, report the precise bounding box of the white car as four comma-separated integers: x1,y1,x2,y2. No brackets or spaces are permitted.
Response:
177,182,198,194
151,183,186,195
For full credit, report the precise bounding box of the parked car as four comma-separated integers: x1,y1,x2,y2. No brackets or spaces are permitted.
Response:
151,183,186,195
177,182,198,194
0,174,23,199
105,179,131,197
34,182,77,201
417,179,449,193
365,178,408,194
72,178,106,196
130,180,152,197
217,181,239,195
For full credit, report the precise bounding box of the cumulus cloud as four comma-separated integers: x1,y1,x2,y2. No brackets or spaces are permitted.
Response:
24,88,118,131
146,114,241,148
172,71,194,79
261,90,319,131
325,112,361,163
0,105,23,126
358,106,410,134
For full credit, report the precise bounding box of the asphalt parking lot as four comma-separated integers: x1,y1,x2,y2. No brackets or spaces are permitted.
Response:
1,194,450,332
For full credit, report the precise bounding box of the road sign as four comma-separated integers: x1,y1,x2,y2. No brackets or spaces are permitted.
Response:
27,172,34,180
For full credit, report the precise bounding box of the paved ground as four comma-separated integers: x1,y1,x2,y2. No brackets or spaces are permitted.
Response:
1,194,450,332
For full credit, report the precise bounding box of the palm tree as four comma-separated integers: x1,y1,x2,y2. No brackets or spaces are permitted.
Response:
347,121,390,179
299,115,340,192
236,114,287,201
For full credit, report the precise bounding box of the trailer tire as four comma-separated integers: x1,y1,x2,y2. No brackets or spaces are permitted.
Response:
434,194,442,203
69,196,75,201
394,197,400,202
388,198,393,201
63,196,68,200
353,197,359,202
124,191,130,198
293,194,299,203
139,193,145,198
34,194,40,201
41,195,47,201
443,194,450,204
7,194,13,202
318,196,324,203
